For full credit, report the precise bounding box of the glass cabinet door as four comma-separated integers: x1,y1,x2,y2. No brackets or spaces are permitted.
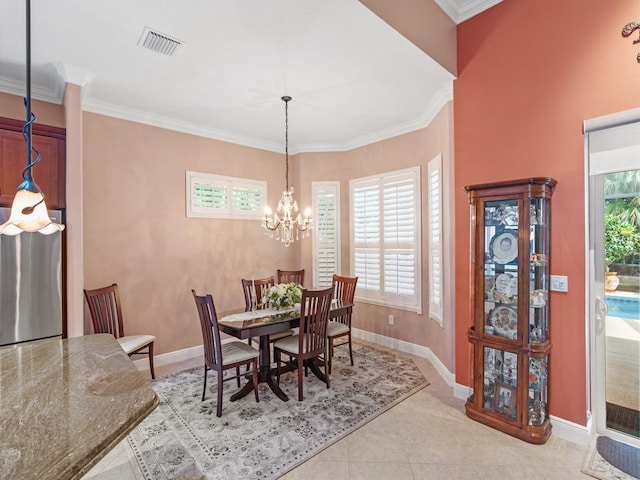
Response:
529,197,550,344
528,356,548,426
483,346,518,420
483,200,519,340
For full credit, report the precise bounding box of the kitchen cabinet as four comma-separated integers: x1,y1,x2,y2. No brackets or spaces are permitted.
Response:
0,117,65,209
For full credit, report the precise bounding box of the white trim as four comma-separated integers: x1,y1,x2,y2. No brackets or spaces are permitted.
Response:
434,0,503,24
132,343,203,372
131,337,238,372
352,327,455,387
583,106,640,133
549,415,593,446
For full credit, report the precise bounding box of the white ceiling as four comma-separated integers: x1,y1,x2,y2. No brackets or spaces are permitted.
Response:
0,0,497,153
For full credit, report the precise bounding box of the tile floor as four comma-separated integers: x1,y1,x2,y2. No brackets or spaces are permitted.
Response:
83,342,592,480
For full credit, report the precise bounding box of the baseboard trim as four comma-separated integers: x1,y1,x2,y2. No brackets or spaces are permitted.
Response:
137,331,593,446
351,328,456,388
132,344,204,372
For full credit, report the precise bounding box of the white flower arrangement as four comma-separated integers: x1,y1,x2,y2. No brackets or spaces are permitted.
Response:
263,282,302,310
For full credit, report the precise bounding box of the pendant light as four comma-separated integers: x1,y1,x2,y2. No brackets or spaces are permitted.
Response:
0,0,64,236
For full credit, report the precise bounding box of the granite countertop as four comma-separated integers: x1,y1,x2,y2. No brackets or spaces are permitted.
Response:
0,334,158,480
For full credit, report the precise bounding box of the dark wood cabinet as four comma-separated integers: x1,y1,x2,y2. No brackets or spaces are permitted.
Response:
464,177,556,444
0,117,66,209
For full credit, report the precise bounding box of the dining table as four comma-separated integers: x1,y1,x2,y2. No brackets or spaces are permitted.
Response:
218,299,353,402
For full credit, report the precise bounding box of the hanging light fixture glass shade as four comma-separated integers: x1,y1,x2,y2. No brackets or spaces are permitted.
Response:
261,96,311,247
0,0,64,236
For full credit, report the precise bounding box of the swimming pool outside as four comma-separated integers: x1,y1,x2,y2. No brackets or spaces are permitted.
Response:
606,294,640,320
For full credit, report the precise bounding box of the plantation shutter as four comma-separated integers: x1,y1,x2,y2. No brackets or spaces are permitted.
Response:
428,154,443,324
186,171,265,219
312,182,341,288
353,180,381,293
232,181,264,217
383,174,416,297
351,167,421,313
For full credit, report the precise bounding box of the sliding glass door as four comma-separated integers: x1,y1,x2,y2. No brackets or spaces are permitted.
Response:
587,115,640,447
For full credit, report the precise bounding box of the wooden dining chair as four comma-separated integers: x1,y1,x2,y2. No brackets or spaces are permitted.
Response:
83,283,156,379
277,269,305,286
273,286,333,401
328,274,358,373
192,290,260,417
242,277,294,346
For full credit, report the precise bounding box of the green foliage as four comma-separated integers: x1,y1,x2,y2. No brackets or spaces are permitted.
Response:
605,213,640,268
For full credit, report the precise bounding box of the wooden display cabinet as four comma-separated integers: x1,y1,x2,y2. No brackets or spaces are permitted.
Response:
464,177,556,444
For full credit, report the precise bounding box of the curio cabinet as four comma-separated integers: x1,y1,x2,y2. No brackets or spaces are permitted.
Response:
464,177,556,444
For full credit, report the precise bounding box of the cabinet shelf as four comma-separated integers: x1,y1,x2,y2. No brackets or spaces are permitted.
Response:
464,177,556,444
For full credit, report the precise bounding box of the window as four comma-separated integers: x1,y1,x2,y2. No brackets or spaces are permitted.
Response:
350,166,422,313
186,171,266,219
312,182,341,288
428,154,443,325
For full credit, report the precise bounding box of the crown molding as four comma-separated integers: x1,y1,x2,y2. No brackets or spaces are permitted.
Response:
434,0,502,24
304,81,454,152
0,64,64,104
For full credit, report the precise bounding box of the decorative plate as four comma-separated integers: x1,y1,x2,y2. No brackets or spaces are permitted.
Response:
489,230,518,264
490,306,518,339
494,273,517,298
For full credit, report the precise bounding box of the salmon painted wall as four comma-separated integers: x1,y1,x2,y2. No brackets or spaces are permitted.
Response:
454,0,640,425
82,113,300,355
299,103,455,369
0,92,64,128
359,0,457,75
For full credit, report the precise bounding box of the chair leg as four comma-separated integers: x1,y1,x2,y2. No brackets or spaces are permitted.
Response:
148,342,155,379
236,366,241,387
216,369,223,417
348,333,354,366
297,357,304,401
324,351,330,389
202,366,208,401
252,359,259,403
328,337,334,374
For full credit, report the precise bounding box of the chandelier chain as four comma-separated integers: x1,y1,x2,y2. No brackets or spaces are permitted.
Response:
284,96,290,191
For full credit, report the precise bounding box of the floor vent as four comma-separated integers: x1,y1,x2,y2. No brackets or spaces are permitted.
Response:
138,27,183,56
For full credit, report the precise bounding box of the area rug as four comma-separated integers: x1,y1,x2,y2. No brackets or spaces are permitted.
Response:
127,343,429,480
582,435,640,480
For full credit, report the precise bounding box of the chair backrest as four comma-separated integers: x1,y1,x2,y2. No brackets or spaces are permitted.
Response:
298,286,333,355
241,276,275,311
277,269,305,286
191,290,223,369
84,283,125,338
332,275,358,303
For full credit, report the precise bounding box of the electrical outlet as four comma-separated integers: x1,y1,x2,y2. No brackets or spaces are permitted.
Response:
388,315,394,325
550,275,568,292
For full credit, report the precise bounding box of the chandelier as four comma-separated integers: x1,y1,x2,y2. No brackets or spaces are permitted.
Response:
0,0,64,236
261,96,312,247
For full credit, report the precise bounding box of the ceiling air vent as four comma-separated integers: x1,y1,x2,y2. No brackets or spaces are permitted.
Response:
138,27,183,56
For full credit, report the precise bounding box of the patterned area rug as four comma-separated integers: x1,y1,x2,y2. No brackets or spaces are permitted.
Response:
582,435,640,480
127,343,428,480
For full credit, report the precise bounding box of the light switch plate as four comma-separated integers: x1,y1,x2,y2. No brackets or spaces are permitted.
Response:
550,275,568,292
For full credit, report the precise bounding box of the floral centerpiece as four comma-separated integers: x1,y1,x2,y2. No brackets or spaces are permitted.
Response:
263,282,303,310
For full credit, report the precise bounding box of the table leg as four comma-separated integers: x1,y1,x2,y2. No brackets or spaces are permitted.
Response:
230,334,290,402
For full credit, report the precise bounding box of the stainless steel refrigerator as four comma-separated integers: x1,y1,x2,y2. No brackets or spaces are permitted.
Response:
0,207,63,346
